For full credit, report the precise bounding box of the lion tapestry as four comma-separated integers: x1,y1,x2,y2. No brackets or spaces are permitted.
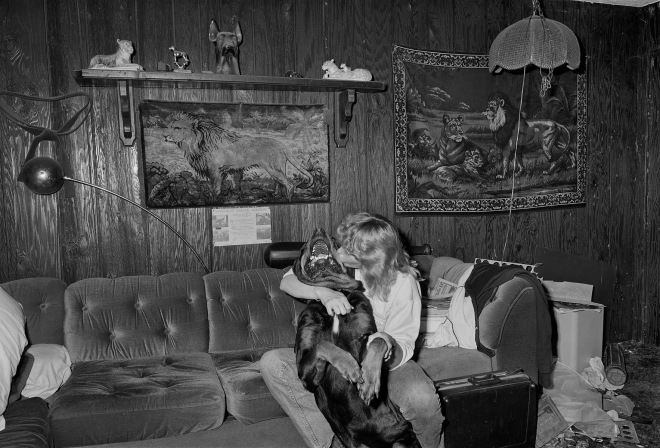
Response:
140,100,329,208
392,45,586,213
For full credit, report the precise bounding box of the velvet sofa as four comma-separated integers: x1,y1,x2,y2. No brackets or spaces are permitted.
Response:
0,253,551,448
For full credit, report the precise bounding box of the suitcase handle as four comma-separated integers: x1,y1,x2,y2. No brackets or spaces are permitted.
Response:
467,373,501,386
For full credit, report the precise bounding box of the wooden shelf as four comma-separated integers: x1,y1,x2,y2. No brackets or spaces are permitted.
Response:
73,69,387,92
73,69,387,147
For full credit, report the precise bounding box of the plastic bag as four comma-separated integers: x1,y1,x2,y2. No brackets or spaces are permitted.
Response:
544,361,618,439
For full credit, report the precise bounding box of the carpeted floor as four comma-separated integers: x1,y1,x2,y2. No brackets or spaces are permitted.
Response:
542,340,659,447
615,341,659,447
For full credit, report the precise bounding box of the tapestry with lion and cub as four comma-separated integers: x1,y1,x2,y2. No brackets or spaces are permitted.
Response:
392,45,586,213
140,100,329,208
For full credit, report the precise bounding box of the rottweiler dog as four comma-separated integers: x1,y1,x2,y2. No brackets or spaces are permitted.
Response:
293,228,420,448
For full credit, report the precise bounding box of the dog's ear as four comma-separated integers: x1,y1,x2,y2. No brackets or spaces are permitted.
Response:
234,21,243,45
209,19,220,42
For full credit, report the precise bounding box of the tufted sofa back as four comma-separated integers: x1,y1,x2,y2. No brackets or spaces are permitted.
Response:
5,269,303,363
1,277,67,346
64,273,209,362
203,268,305,353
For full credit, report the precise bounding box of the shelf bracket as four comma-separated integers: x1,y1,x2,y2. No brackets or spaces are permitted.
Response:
116,80,136,146
334,89,356,148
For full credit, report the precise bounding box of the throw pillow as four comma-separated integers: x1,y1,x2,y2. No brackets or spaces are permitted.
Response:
21,344,72,399
0,286,28,431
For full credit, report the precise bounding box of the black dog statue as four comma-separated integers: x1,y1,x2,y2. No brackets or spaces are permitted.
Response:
293,228,420,448
208,19,242,75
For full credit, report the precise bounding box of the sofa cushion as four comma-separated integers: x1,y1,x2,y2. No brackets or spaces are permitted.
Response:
204,269,305,353
415,346,493,381
212,349,289,424
48,353,226,447
64,273,208,362
0,397,52,448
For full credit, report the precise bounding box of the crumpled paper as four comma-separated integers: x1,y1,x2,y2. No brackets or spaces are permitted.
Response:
581,356,624,391
603,391,635,417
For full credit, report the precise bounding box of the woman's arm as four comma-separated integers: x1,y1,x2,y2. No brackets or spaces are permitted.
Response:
280,271,353,316
367,332,403,368
370,274,422,369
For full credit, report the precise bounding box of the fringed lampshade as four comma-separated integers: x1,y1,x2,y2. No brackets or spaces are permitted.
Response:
489,0,580,74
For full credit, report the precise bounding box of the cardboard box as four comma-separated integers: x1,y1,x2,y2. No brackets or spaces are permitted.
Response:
552,300,605,373
544,280,605,373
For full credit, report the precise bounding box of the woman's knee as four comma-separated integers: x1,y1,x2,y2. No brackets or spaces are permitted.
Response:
399,380,440,416
259,348,293,377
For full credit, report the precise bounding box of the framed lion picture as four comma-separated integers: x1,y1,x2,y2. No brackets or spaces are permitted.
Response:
392,45,586,213
139,100,329,208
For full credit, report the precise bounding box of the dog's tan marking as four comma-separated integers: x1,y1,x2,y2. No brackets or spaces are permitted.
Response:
332,315,339,335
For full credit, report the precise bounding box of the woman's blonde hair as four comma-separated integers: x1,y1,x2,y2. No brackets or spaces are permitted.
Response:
336,212,417,301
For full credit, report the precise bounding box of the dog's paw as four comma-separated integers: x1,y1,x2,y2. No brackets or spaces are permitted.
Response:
357,371,380,404
358,356,383,404
332,355,362,384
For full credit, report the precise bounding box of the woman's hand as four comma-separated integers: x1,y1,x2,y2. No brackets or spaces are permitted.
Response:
314,287,353,316
369,332,395,361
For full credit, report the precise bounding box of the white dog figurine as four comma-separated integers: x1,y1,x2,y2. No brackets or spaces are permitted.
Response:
88,39,143,70
322,59,372,81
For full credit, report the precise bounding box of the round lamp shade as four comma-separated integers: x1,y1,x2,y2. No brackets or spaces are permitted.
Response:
18,156,65,195
488,14,580,73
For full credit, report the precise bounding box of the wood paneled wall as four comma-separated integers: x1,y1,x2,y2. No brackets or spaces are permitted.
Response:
0,0,658,345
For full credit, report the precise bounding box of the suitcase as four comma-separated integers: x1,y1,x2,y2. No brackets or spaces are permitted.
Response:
434,370,538,448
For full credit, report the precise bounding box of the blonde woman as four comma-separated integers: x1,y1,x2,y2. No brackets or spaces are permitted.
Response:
260,212,443,448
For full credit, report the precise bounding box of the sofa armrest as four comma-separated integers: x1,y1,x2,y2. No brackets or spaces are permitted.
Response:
478,276,542,384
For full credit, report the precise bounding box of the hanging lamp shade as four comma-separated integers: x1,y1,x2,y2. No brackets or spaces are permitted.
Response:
488,2,580,74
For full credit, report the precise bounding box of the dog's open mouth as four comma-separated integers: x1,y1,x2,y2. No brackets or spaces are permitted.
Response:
294,228,361,291
305,237,343,277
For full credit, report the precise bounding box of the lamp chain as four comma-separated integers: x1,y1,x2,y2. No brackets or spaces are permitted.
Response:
540,67,553,96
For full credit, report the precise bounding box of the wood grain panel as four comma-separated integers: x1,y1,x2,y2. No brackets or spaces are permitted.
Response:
427,0,454,51
608,8,641,341
0,2,27,281
324,0,367,223
392,0,430,49
1,0,61,280
362,0,393,218
581,6,612,320
640,6,660,343
454,0,487,54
